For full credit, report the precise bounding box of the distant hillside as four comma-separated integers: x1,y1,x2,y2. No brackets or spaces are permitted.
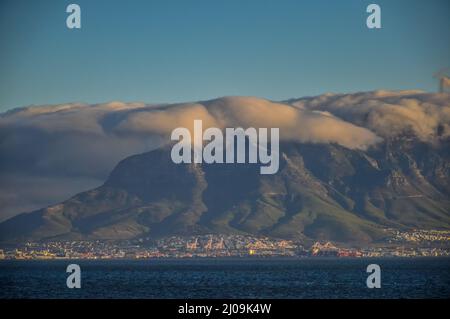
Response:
1,135,449,244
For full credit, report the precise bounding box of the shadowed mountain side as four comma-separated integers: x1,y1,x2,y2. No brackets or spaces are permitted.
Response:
1,137,449,244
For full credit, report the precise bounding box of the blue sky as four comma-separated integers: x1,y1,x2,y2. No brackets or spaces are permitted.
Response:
0,0,449,111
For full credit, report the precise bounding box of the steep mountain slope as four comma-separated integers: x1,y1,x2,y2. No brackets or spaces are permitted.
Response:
1,136,449,244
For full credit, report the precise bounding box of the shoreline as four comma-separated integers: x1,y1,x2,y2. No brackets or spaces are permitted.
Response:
1,255,450,262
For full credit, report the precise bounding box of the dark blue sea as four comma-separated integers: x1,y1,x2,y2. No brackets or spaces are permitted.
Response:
1,258,449,299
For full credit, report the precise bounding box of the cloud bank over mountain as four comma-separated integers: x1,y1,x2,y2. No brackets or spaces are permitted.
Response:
0,91,449,221
289,90,450,142
117,96,381,149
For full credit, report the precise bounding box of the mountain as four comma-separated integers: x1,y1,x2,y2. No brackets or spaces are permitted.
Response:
1,135,449,244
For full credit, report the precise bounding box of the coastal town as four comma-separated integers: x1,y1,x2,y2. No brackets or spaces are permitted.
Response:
1,229,449,260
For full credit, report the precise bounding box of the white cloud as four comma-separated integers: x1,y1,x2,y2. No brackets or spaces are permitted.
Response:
115,96,381,150
289,90,450,142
